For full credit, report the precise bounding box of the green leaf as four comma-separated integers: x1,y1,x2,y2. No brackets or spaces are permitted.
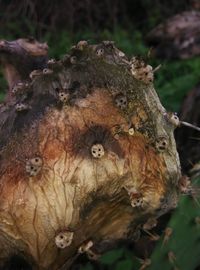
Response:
115,259,133,270
80,262,94,270
100,248,124,265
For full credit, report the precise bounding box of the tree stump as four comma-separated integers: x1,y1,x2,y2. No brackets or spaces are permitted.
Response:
0,39,181,269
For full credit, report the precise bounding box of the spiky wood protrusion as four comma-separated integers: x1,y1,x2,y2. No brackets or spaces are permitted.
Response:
0,40,181,269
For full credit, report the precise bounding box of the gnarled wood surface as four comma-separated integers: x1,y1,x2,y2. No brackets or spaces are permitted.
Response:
0,39,181,269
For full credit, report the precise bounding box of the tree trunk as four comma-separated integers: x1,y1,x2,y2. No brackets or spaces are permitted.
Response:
0,39,181,269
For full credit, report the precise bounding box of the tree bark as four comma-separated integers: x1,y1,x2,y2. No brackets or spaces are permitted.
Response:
0,40,181,269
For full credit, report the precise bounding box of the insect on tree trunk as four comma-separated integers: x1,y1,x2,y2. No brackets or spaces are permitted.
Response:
0,38,181,270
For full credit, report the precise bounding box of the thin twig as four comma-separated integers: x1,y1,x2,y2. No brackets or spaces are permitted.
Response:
180,121,200,132
153,64,162,73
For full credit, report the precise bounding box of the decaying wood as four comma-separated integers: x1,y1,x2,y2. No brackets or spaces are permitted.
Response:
0,39,181,269
0,37,48,99
146,11,200,59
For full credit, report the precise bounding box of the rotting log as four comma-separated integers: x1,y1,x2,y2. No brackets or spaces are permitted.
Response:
0,39,181,269
146,11,200,59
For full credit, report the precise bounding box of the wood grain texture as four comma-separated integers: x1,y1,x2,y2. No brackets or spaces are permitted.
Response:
0,40,181,269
